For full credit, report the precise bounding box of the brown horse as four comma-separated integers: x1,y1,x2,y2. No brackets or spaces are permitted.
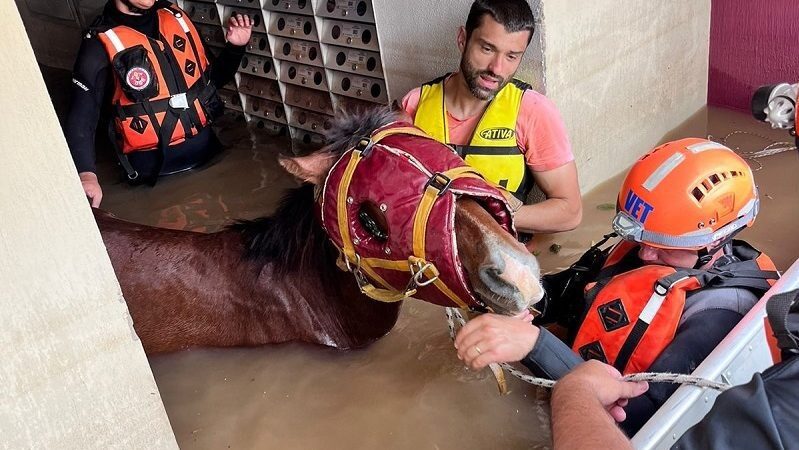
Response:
97,108,543,354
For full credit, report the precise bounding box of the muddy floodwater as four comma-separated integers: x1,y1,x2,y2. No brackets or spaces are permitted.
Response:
94,107,797,449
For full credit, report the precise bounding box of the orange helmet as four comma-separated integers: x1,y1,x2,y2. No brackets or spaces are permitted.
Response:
612,138,759,250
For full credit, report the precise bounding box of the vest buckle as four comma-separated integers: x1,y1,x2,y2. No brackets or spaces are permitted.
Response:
169,93,190,110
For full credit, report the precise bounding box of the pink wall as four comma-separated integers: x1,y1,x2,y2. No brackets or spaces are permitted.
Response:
709,0,799,111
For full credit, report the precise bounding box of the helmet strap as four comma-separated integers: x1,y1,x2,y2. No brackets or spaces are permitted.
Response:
693,228,744,269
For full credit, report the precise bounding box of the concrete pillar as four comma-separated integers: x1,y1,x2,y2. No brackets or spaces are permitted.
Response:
0,2,177,448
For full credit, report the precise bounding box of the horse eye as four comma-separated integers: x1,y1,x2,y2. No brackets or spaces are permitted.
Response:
357,203,388,242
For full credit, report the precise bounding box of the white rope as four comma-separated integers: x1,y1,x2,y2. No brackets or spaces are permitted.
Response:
445,307,733,392
709,130,796,171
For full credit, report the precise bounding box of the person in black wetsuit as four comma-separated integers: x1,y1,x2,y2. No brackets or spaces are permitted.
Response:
454,138,778,436
66,0,252,206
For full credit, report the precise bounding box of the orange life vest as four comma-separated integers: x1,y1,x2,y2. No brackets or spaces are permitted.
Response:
97,5,211,154
572,241,778,374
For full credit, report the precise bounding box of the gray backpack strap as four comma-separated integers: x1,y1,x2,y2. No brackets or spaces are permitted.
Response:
766,287,799,355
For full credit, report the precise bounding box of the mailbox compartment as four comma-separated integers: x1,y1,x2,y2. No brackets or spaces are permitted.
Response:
218,88,243,112
245,32,272,57
264,0,314,16
183,1,219,26
238,54,277,79
328,70,387,103
286,105,333,133
221,6,266,33
268,13,318,41
317,0,375,24
283,85,333,115
279,61,328,91
273,37,323,67
324,44,382,77
237,74,282,102
319,18,379,52
243,96,287,124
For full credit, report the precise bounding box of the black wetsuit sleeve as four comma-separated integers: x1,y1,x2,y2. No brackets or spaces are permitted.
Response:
620,309,743,436
207,42,245,89
65,36,110,174
521,326,584,379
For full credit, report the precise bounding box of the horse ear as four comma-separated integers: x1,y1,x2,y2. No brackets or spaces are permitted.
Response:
278,152,337,185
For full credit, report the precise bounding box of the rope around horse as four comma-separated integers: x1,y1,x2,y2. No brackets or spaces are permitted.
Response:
444,308,732,393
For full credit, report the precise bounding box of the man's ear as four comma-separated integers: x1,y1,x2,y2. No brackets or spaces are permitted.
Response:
278,152,337,185
457,26,467,52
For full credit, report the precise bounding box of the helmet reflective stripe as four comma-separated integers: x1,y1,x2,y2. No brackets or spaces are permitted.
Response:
686,141,732,154
642,152,685,192
612,197,759,250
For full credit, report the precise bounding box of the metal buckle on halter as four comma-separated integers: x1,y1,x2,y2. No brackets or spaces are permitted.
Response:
169,93,190,110
408,259,439,288
354,137,375,156
425,173,452,196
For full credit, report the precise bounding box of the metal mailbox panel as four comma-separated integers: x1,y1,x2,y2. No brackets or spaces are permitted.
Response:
222,6,266,33
218,89,243,112
268,13,318,41
237,74,282,102
249,117,289,136
272,37,323,67
222,108,246,122
284,85,333,115
286,106,333,133
324,44,382,77
317,0,375,24
319,18,379,52
196,24,226,48
217,0,260,7
263,0,314,16
290,127,326,147
279,62,328,91
245,32,272,57
243,96,287,124
183,1,219,26
335,95,381,113
328,70,387,104
238,54,277,79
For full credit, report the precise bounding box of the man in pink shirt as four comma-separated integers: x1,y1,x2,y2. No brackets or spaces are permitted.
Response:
402,0,581,235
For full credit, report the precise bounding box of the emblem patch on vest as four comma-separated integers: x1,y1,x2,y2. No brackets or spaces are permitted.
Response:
478,127,515,141
185,60,196,77
598,298,630,332
578,341,608,364
130,117,149,134
173,35,186,52
126,67,152,91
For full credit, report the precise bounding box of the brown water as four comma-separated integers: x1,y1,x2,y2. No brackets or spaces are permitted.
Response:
93,106,798,449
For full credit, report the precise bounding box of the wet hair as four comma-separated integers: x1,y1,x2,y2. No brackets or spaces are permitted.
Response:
465,0,535,44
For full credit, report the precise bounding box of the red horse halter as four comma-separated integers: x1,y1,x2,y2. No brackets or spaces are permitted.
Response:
319,122,517,310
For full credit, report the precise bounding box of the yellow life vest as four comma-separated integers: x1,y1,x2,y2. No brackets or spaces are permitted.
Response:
413,74,532,201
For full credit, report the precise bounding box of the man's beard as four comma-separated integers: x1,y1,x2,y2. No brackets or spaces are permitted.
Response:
460,57,510,101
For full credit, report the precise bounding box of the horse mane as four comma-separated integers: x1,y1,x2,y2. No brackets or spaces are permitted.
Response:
323,105,403,156
230,105,402,273
230,184,332,273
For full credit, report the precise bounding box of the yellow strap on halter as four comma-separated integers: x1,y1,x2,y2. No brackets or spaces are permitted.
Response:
334,125,437,302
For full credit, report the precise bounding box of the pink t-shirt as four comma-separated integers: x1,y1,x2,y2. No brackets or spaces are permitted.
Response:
401,84,573,172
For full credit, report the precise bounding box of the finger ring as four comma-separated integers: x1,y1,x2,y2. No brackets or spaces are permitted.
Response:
473,345,482,355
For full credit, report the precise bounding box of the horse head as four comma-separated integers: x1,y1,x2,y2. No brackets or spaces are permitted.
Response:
279,107,543,315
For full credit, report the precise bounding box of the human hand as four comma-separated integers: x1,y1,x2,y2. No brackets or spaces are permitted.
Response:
79,171,103,207
454,311,539,370
553,360,649,423
226,14,252,46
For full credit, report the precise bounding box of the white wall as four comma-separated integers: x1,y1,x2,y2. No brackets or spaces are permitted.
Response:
542,0,711,192
1,2,177,448
374,0,545,102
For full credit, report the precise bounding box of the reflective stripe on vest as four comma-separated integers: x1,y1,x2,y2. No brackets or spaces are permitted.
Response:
97,6,209,154
413,76,531,200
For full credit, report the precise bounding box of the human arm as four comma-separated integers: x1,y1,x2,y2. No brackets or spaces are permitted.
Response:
206,14,251,88
514,161,582,233
65,35,110,207
551,360,648,450
515,92,582,233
